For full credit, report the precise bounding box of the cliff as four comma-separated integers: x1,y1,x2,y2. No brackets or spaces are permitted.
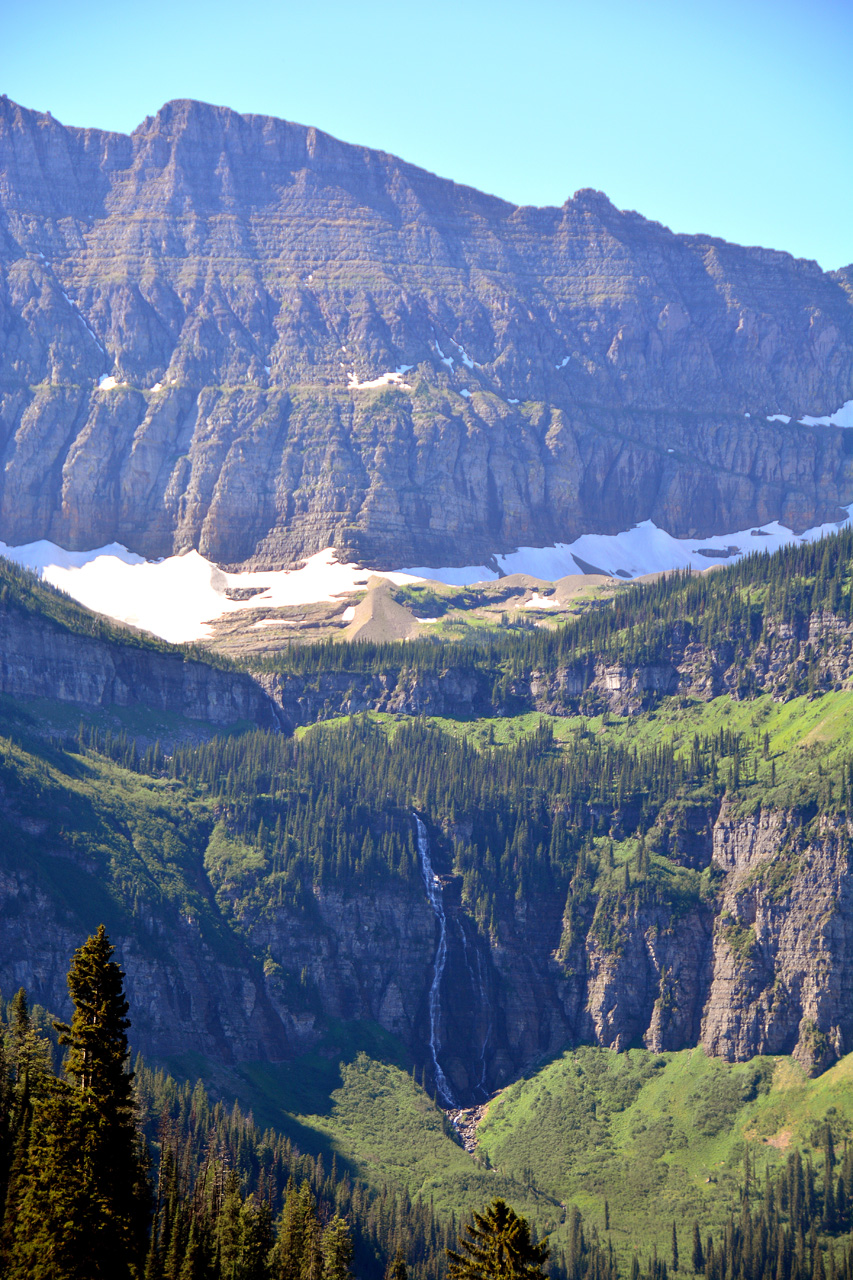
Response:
0,561,281,730
1,96,852,569
255,604,853,728
1,792,846,1097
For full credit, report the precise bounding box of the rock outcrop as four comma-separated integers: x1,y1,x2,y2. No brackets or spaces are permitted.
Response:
0,784,848,1094
0,592,281,731
1,96,852,569
701,806,853,1073
254,607,853,730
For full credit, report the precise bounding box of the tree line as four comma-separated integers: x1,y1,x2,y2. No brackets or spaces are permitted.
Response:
245,525,853,689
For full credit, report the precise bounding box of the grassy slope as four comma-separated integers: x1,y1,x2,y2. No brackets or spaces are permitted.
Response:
161,1041,853,1266
476,1045,853,1254
298,686,853,813
0,713,235,960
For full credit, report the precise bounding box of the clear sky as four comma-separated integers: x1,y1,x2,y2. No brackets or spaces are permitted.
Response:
3,0,851,270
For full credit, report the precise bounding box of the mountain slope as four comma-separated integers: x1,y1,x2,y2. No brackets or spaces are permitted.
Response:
1,96,851,568
0,553,280,731
4,531,853,1103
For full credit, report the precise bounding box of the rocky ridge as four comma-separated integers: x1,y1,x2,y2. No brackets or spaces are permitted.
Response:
0,587,281,731
255,606,853,728
1,96,852,568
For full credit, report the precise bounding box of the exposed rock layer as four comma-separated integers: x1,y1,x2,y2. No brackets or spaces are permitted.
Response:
1,96,852,568
0,597,281,729
255,607,853,728
0,800,847,1097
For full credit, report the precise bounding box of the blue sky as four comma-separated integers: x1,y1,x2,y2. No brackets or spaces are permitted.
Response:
3,0,851,269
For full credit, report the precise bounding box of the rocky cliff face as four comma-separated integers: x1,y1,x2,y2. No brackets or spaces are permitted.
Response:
254,607,853,729
701,807,853,1074
2,794,846,1098
1,96,852,569
0,594,281,730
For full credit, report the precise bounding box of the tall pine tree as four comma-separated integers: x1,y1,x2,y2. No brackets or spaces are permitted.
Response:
447,1199,549,1280
7,925,150,1279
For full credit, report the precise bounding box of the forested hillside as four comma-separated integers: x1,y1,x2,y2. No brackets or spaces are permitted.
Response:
4,528,853,1268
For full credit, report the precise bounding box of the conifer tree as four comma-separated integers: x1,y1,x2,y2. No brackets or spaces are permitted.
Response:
386,1249,409,1280
7,925,150,1279
691,1222,704,1274
447,1199,549,1280
322,1214,354,1280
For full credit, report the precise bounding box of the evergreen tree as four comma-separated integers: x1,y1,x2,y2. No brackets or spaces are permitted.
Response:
322,1214,354,1280
7,925,150,1279
447,1199,549,1280
691,1223,704,1274
386,1249,409,1280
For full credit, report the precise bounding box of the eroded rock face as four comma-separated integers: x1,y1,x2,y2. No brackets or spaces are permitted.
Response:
1,793,849,1094
1,96,852,569
0,596,281,730
254,608,853,731
0,865,292,1064
700,808,853,1073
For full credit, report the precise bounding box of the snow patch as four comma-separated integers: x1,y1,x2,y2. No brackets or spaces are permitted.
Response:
98,375,120,390
460,388,471,398
451,339,479,369
61,291,103,349
799,399,853,428
150,382,162,392
765,402,853,428
521,593,559,609
348,367,412,390
0,543,421,644
434,337,454,369
7,506,853,646
507,398,520,404
401,507,853,586
556,356,570,369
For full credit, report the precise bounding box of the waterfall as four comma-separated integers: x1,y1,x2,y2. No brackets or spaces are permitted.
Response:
414,815,457,1107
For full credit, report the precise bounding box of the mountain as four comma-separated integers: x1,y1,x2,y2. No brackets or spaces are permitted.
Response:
1,95,852,570
3,532,853,1105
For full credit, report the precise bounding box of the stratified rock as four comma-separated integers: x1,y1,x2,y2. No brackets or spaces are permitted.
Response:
700,806,853,1074
0,583,281,730
1,96,851,569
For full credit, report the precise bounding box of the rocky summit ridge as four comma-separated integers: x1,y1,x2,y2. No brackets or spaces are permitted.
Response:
0,94,852,570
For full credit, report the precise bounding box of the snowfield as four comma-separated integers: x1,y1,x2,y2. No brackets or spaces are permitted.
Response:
0,544,420,644
401,507,853,585
2,505,851,644
766,400,853,428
